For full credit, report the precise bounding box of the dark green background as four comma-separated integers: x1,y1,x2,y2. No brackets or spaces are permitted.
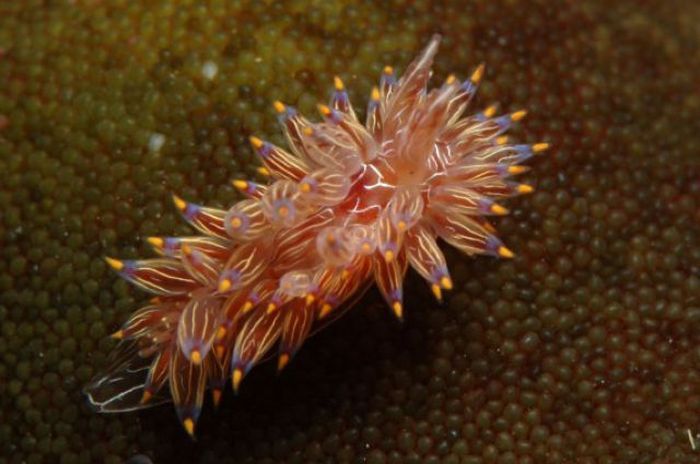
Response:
1,1,698,463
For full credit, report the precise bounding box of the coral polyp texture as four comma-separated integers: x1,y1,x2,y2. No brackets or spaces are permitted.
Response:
4,2,700,463
85,35,546,435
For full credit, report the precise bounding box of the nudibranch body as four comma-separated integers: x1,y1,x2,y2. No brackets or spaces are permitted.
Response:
86,34,547,436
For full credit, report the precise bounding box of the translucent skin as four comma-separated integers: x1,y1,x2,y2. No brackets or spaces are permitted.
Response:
85,34,547,436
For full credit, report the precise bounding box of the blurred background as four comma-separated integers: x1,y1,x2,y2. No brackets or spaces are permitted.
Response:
0,1,698,463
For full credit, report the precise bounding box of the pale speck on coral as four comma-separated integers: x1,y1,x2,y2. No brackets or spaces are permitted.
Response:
202,61,218,80
148,133,166,153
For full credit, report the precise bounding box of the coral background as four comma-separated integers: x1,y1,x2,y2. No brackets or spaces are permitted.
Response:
0,1,698,463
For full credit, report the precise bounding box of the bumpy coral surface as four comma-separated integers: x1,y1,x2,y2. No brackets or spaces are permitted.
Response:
1,1,699,463
84,35,546,436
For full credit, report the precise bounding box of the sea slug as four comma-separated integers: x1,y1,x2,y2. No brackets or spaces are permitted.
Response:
85,34,547,436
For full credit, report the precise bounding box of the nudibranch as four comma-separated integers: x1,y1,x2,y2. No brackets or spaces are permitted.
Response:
85,34,547,436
